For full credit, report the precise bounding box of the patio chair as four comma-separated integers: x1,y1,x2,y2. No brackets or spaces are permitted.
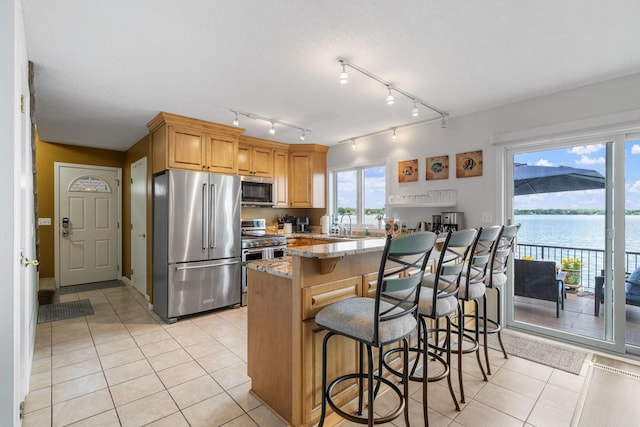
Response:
595,267,640,316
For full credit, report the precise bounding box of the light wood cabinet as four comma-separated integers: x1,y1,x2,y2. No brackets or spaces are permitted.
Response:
289,144,328,208
148,112,243,175
273,149,289,207
302,319,360,422
238,136,276,177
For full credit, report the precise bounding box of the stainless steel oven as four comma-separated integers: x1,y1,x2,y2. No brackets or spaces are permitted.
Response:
241,218,287,306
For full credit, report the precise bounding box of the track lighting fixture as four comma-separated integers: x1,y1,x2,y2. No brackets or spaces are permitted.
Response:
386,86,395,105
339,64,348,84
411,101,419,117
336,57,447,119
340,114,447,149
229,109,311,140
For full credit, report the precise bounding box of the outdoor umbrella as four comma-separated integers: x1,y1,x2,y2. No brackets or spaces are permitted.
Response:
513,163,605,196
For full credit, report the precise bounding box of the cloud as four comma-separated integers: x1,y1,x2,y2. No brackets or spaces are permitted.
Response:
628,180,640,193
569,144,605,155
576,155,605,165
631,144,640,155
535,159,553,166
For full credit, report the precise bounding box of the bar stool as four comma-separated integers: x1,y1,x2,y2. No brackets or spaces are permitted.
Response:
316,232,437,427
385,228,478,417
481,223,520,375
454,225,503,402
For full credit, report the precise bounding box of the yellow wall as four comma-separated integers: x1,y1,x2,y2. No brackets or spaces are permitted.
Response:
35,136,126,278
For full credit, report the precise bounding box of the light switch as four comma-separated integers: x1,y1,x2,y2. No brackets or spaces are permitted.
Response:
481,212,493,223
38,218,51,226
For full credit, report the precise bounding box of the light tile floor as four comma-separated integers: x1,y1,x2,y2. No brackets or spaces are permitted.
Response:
22,284,632,426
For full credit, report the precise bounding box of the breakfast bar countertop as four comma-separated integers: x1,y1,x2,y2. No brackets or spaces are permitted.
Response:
285,237,387,259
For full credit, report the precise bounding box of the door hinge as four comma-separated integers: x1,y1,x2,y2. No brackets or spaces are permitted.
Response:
19,401,24,419
131,269,134,275
20,95,25,113
131,224,133,230
117,264,120,271
117,222,120,229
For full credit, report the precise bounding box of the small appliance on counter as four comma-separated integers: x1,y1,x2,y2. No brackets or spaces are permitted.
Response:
432,215,442,232
296,217,309,233
442,211,464,232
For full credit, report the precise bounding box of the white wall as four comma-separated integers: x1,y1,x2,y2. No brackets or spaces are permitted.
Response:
327,72,640,228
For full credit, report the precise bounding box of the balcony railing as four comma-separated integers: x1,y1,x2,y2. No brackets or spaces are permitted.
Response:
515,243,640,291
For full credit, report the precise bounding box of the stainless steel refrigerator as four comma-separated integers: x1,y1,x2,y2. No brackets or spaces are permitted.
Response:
153,169,241,323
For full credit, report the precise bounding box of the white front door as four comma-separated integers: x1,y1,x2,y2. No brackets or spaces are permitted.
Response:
57,164,120,286
131,157,147,296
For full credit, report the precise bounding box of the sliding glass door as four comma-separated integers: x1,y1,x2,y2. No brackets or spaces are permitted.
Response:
503,131,638,354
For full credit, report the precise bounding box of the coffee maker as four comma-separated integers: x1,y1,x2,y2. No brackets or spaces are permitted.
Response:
431,215,442,233
442,211,464,232
296,217,309,233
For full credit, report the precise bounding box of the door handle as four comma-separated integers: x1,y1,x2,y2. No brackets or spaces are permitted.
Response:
138,233,146,238
20,253,39,267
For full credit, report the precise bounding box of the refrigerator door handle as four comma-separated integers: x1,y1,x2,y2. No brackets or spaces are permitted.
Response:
210,183,216,249
202,183,208,249
175,259,240,271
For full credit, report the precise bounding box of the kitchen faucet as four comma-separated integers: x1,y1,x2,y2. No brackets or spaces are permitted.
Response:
339,214,352,237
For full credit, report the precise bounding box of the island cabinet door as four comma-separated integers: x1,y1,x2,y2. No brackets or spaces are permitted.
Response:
302,319,360,424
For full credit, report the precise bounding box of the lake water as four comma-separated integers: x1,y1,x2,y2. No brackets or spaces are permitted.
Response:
514,215,640,253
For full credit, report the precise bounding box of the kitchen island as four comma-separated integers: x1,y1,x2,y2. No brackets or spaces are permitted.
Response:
246,238,389,427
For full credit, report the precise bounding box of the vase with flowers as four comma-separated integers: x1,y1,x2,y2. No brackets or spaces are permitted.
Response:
561,258,583,288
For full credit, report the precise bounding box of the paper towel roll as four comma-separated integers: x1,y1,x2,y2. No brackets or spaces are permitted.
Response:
284,223,293,234
321,215,330,234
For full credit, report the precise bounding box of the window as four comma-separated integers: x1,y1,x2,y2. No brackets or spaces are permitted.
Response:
68,175,111,193
333,164,385,226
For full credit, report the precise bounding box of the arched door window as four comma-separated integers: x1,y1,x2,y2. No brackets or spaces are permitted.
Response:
68,175,112,193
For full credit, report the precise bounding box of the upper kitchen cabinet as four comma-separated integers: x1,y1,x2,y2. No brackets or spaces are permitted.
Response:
289,144,328,208
273,148,289,207
238,136,276,177
148,112,244,175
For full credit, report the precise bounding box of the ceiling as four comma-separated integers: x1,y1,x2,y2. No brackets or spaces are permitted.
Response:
21,0,640,151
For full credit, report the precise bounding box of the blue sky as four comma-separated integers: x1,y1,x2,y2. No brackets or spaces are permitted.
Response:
514,139,640,210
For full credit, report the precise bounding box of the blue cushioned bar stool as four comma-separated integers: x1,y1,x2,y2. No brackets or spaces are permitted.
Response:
454,225,503,401
481,223,520,374
316,232,437,427
384,228,478,416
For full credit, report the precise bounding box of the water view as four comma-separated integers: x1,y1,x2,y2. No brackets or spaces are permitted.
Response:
515,214,640,253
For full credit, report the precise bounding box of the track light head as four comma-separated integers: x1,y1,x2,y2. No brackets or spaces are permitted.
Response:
440,115,447,129
339,64,348,84
232,113,239,127
391,128,397,141
299,131,306,141
269,122,276,135
351,139,357,151
411,101,419,117
386,86,394,105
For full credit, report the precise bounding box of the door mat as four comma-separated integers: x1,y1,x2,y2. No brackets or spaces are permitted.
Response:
59,280,124,295
38,299,94,323
486,331,587,375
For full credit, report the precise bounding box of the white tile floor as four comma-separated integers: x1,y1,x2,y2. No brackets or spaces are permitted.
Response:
23,284,628,426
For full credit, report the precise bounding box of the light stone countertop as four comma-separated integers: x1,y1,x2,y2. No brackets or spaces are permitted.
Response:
285,237,387,259
247,257,293,279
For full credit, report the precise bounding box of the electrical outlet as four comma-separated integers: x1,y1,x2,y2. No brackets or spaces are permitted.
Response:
38,218,52,226
481,212,493,223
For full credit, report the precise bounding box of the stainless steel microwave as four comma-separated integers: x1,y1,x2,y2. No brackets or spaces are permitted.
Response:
240,176,276,206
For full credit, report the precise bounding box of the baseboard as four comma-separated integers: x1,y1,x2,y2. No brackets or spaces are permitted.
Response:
121,276,132,287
